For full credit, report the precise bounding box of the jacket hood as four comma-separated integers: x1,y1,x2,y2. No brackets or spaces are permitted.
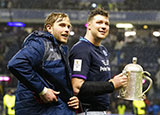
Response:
22,31,58,47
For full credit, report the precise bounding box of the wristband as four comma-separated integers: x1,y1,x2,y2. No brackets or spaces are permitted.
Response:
39,87,48,95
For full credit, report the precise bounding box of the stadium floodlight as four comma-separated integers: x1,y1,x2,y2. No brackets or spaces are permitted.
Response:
153,31,160,37
125,31,136,37
7,22,25,27
70,31,75,36
143,25,148,29
0,76,10,81
116,23,133,29
91,3,97,8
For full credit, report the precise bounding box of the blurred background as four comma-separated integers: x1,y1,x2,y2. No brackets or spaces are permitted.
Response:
0,0,160,114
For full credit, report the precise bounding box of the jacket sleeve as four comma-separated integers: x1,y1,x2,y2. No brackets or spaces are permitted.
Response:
8,38,45,94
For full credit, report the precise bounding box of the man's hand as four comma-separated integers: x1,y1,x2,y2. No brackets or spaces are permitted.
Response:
39,88,60,103
67,96,79,109
109,73,128,89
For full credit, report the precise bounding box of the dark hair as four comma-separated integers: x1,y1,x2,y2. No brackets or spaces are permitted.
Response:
43,12,69,31
88,8,109,22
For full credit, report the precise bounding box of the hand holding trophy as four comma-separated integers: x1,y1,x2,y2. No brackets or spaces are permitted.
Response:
118,57,153,100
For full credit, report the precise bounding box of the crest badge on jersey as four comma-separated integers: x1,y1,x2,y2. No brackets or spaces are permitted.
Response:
73,59,82,71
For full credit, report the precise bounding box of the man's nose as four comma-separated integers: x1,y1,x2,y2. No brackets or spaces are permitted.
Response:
101,23,107,29
65,26,70,33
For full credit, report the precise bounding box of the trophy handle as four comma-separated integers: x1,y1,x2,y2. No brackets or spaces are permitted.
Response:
141,71,153,97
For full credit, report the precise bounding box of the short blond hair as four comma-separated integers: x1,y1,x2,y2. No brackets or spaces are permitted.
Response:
43,12,69,31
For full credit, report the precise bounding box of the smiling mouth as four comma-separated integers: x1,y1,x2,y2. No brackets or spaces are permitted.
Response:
61,34,68,37
99,31,106,35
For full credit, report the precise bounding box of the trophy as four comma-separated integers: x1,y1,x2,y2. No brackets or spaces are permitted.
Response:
118,57,152,100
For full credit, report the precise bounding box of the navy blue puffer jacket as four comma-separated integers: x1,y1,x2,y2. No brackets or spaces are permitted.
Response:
8,31,75,115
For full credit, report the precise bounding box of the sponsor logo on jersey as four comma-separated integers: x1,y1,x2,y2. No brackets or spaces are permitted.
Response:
100,66,111,72
100,59,110,71
101,60,109,66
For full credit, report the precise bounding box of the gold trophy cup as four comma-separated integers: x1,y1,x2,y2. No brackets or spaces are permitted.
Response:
118,57,153,100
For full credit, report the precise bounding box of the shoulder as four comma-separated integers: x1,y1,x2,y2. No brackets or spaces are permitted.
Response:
23,31,57,51
21,32,51,58
69,40,92,62
70,40,91,54
100,45,108,51
22,33,45,48
100,45,109,55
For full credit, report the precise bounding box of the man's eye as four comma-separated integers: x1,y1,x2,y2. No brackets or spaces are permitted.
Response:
105,22,109,25
68,25,71,29
97,21,102,24
60,24,65,27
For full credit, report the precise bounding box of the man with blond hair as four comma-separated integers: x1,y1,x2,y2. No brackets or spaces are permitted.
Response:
8,12,79,115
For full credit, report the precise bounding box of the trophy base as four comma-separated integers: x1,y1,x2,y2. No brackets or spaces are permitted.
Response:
117,95,143,101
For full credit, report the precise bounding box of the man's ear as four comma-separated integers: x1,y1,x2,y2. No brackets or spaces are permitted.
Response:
87,22,91,30
46,24,52,33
